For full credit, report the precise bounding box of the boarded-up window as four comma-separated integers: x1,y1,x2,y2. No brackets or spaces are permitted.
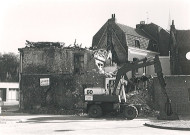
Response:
74,54,84,74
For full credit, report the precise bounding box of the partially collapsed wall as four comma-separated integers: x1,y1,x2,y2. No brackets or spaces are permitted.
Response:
19,41,107,113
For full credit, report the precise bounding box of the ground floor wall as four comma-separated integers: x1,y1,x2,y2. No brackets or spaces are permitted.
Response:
20,72,106,110
153,75,190,115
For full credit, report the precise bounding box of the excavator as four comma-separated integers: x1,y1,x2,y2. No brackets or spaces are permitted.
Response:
84,55,179,120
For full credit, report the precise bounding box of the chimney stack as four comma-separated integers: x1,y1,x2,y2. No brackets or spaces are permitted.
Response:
111,14,116,21
172,20,174,25
170,20,175,30
136,21,146,29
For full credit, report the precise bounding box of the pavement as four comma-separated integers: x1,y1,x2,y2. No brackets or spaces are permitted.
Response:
144,115,190,131
1,105,190,131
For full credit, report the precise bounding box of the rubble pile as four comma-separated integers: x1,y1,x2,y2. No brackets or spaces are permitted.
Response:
126,79,158,117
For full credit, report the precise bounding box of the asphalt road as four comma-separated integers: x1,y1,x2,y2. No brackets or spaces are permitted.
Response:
0,114,189,135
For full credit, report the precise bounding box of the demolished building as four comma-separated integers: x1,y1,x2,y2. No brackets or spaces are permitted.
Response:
18,41,108,111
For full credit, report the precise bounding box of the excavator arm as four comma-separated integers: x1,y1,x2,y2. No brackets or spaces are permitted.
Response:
113,55,179,120
113,56,155,94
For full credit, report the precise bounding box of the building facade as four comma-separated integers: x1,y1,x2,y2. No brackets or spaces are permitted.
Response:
92,14,171,77
18,42,106,110
170,20,190,75
0,82,19,105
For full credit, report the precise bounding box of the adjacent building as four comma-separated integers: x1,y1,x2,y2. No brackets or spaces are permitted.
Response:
0,82,19,105
92,14,171,77
169,20,190,75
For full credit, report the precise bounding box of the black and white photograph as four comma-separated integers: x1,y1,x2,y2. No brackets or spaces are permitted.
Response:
0,0,190,134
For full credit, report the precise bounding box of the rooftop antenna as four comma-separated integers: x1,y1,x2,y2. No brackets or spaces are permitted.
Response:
146,11,149,24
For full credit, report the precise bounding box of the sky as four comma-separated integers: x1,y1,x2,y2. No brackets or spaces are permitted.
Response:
0,0,190,54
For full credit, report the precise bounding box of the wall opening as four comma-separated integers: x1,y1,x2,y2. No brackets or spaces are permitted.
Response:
74,54,84,74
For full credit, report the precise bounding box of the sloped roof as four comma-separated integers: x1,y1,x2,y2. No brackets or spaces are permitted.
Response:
117,23,148,39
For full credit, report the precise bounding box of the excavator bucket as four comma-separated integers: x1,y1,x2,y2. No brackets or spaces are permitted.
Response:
157,101,179,120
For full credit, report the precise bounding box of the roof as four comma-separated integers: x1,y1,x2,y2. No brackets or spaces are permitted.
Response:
117,23,148,39
176,30,190,47
137,23,170,56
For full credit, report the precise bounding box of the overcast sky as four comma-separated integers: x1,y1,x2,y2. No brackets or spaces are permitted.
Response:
0,0,190,54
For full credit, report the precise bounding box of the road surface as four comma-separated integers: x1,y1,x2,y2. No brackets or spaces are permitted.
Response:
0,114,189,135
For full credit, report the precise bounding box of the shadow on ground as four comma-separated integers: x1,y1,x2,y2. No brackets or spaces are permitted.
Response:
24,114,135,124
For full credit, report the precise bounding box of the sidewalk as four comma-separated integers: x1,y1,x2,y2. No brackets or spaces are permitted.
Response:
144,115,190,131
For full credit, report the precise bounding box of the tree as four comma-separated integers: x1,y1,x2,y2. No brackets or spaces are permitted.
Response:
0,53,19,82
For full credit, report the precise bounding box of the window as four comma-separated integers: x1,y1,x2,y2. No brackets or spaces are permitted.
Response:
74,54,84,74
135,40,140,48
9,88,19,101
188,88,190,101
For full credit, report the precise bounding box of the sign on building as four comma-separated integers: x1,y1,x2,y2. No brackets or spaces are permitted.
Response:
40,78,50,86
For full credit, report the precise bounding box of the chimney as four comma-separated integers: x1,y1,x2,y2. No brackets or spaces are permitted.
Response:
136,21,146,29
170,20,175,30
172,20,174,26
111,14,115,21
140,21,145,24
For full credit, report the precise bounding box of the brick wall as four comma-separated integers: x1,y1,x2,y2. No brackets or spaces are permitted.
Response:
153,75,190,115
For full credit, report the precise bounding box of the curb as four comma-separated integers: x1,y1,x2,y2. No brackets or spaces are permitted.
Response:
144,123,190,131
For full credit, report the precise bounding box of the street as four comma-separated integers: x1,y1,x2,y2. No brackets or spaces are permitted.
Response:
0,114,189,135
